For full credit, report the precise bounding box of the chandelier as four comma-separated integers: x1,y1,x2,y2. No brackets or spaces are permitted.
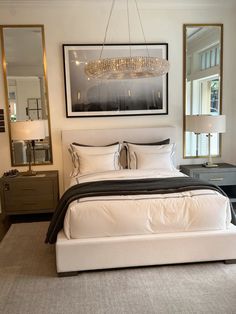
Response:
84,0,169,80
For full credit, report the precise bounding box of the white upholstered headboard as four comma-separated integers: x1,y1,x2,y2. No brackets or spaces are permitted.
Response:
61,126,176,190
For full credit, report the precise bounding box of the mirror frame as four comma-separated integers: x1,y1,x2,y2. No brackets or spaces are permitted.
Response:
183,23,224,159
0,24,53,166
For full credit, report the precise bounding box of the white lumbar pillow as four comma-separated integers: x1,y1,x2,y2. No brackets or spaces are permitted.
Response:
78,152,120,174
131,151,176,171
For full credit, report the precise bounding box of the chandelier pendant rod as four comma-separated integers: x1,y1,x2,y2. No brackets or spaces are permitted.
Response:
84,0,169,80
126,0,132,58
99,0,116,60
134,0,150,58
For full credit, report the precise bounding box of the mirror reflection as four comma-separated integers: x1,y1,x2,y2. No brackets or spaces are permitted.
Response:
183,24,223,158
1,25,52,165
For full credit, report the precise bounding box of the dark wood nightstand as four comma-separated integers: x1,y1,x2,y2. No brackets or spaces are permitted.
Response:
0,170,59,215
180,163,236,205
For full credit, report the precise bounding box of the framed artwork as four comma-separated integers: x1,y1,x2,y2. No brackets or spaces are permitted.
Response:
63,43,168,118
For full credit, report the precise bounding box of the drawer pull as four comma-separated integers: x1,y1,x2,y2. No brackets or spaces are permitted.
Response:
22,188,35,191
209,177,224,181
23,202,37,205
3,183,10,191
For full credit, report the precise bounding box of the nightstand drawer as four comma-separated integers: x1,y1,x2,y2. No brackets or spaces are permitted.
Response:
197,172,236,186
4,180,53,198
5,198,55,213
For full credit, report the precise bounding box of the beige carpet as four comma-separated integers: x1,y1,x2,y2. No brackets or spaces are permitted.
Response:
1,222,236,314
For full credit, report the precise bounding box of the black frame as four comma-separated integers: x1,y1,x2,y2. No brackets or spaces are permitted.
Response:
63,43,169,118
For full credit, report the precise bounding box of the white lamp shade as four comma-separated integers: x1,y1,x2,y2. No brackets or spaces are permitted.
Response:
11,120,46,141
186,115,226,134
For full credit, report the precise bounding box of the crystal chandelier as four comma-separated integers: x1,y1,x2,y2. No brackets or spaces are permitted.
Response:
84,0,169,80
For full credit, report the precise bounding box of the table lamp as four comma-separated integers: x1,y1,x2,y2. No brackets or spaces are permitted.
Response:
11,120,46,176
186,114,226,167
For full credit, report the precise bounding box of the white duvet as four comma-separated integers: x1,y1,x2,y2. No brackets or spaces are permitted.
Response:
64,169,231,239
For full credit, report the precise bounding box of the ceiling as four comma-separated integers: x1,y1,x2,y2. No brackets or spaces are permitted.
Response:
3,27,43,67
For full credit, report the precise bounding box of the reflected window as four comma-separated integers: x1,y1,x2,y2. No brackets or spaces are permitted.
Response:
200,45,220,70
210,79,219,113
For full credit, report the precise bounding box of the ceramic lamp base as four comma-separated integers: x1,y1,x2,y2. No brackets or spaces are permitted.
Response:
23,170,37,176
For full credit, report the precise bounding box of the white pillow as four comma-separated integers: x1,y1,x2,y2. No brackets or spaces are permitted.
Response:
126,143,175,170
131,151,175,171
70,143,121,175
78,152,119,174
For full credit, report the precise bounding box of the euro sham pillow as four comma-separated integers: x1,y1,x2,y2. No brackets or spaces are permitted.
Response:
68,146,80,177
69,142,121,176
124,138,170,146
126,142,175,171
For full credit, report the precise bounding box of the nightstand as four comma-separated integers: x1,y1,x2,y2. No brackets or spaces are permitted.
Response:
180,163,236,205
0,170,59,215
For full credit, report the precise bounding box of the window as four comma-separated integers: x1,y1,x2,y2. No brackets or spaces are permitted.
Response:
210,80,219,113
200,45,220,70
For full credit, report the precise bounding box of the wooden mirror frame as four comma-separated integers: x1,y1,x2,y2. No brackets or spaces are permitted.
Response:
183,23,223,159
0,24,53,166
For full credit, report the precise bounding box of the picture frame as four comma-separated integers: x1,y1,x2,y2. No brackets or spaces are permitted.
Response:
0,109,5,132
63,43,168,118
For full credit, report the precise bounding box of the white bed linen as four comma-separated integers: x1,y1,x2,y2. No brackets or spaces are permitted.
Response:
64,169,231,239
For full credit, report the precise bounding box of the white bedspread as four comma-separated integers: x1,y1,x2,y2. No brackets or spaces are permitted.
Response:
64,169,231,239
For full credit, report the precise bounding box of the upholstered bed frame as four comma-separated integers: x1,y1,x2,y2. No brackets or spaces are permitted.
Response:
56,127,236,275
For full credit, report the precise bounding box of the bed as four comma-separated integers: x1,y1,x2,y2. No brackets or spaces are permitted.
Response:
47,127,236,275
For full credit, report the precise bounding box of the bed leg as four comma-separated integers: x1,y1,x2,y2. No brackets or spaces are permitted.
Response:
224,259,236,264
57,271,78,277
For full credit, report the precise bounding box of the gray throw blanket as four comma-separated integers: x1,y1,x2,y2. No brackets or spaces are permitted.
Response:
45,176,236,244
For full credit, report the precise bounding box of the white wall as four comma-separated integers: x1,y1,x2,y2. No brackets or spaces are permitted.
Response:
0,0,236,194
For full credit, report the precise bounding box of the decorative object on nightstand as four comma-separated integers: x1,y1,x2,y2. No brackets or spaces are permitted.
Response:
11,120,46,176
186,115,226,167
3,169,19,178
0,170,59,216
180,163,236,207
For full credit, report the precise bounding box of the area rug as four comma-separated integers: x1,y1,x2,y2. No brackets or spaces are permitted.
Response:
1,222,236,314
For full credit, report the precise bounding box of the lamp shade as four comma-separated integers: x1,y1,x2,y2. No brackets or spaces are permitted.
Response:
186,115,226,134
11,120,46,141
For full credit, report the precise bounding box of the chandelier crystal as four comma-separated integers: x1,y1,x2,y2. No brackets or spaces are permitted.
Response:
84,0,169,80
85,56,169,80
